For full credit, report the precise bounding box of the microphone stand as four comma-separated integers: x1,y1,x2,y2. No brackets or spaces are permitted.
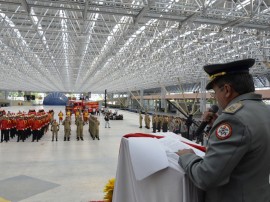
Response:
166,100,199,127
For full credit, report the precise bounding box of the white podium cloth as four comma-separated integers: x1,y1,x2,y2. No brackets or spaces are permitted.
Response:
112,133,202,202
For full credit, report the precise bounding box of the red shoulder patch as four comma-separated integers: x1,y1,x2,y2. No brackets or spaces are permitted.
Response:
215,123,232,140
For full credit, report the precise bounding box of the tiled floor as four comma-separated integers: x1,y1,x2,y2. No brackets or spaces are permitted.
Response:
0,106,152,202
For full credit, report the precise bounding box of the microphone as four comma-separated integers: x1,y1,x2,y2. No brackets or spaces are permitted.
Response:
195,105,219,137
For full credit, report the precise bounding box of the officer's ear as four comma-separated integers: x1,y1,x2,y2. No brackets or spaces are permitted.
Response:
223,83,238,99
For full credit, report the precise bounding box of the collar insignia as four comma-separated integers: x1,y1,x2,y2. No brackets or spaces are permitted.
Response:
224,102,243,114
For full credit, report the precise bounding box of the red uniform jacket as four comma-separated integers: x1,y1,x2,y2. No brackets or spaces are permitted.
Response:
1,119,11,130
16,119,25,131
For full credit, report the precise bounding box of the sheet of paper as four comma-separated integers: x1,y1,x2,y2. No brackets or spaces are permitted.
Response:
128,137,169,181
158,137,205,157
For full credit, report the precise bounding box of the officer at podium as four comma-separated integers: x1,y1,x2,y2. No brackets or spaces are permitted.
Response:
177,59,270,202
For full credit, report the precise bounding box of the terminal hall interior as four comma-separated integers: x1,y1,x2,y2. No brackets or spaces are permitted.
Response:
1,0,270,202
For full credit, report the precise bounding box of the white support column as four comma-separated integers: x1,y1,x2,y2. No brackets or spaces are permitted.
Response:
127,92,131,109
200,78,207,113
161,87,166,112
4,91,8,100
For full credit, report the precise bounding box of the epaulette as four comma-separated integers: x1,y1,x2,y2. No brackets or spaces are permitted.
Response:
223,102,243,114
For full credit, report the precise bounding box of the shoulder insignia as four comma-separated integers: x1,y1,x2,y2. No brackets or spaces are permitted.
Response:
215,123,232,140
223,102,243,114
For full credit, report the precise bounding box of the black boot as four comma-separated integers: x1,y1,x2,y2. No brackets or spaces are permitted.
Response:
97,137,100,140
68,137,70,141
80,137,84,141
77,137,79,141
64,137,66,141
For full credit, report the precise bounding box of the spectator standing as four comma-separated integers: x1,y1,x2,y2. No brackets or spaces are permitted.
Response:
104,114,110,128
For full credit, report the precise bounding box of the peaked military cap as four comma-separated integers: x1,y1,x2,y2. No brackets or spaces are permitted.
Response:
204,58,255,90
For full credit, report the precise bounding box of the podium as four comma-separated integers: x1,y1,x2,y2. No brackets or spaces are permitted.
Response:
112,133,204,202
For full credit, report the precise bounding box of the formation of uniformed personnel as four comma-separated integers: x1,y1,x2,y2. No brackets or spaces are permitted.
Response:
152,114,158,133
62,116,71,141
173,118,181,134
0,112,48,142
177,59,270,201
75,109,81,121
31,116,41,142
168,116,175,132
139,112,143,128
58,111,64,123
51,119,59,141
144,113,151,129
83,110,89,124
10,116,17,139
144,113,148,128
162,116,169,132
157,115,163,132
180,118,187,134
66,110,71,118
0,116,10,142
16,116,25,142
26,115,33,139
88,115,100,140
75,116,84,141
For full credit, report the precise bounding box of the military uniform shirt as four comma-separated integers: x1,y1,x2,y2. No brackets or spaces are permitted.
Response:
178,93,270,202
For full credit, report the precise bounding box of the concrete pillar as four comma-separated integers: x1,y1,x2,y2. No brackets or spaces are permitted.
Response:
127,92,131,109
161,87,166,112
200,78,207,113
4,91,8,99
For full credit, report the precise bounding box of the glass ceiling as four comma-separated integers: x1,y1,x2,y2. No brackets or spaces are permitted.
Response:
0,0,270,93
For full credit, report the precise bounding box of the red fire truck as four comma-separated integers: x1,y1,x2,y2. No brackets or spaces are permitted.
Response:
65,100,100,114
